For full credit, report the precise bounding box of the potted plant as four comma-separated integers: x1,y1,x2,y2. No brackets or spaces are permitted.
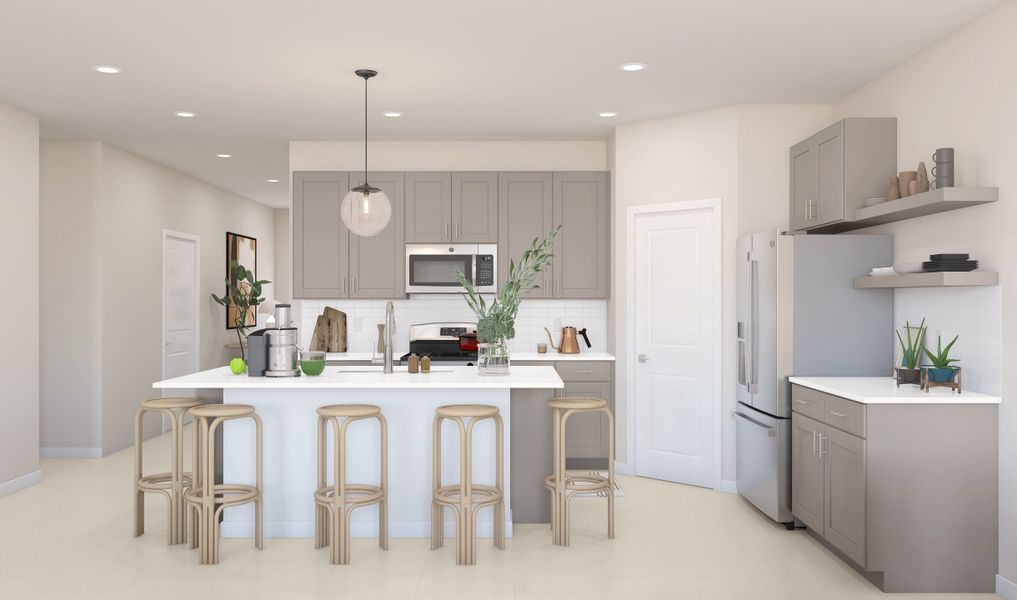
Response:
457,227,559,375
211,260,270,372
923,334,960,382
894,318,925,385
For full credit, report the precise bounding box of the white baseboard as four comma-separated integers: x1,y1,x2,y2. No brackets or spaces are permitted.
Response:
0,469,42,497
717,479,737,494
998,574,1017,600
40,447,102,459
613,461,633,476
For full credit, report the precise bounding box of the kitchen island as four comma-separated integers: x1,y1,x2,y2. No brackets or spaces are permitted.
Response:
153,365,563,539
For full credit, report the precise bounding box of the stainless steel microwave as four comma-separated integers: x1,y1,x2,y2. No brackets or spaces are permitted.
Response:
405,244,497,294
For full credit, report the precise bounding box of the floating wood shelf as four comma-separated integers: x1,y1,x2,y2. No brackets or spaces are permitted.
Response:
853,271,998,289
810,187,998,233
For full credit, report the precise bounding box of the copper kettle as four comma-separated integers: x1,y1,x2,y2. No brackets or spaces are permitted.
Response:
544,326,591,354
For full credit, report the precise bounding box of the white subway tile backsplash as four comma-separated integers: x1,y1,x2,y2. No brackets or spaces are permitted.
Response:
894,286,1001,395
297,297,608,356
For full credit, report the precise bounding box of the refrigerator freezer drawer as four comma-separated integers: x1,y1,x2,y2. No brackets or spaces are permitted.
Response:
735,404,792,523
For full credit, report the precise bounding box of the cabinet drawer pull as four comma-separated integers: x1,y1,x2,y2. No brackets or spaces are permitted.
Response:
574,370,593,374
794,398,809,405
830,411,847,418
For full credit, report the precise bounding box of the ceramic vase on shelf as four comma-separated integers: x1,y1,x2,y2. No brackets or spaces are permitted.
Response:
478,339,510,376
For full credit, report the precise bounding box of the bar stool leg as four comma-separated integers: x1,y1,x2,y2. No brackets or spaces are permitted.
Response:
254,413,264,551
315,415,326,549
605,407,615,539
378,414,389,550
431,414,443,550
494,413,505,550
133,408,145,538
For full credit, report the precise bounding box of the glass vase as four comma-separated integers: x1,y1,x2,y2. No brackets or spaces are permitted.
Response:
478,339,511,376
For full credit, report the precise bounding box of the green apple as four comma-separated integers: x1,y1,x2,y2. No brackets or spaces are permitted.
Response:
229,358,247,375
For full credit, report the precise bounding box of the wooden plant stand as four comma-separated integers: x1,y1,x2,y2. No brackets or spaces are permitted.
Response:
921,367,962,393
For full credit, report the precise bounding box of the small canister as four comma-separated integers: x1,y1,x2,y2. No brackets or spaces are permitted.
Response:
407,353,419,373
421,354,431,373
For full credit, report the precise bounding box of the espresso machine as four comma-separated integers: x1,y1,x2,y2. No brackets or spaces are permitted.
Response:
250,303,300,377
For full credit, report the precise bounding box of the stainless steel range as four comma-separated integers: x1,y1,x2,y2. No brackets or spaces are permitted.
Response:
399,322,479,365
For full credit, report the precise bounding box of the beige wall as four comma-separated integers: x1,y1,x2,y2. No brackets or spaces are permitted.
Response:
610,104,832,480
832,0,1016,584
39,142,277,455
39,142,103,452
289,140,608,173
0,101,40,492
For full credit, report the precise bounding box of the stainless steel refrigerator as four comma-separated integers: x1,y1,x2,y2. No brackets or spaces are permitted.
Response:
735,231,892,524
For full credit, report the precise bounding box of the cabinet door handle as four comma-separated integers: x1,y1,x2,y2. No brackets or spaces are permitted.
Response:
829,411,847,418
818,432,827,457
812,430,818,455
454,222,459,239
444,222,448,239
352,277,356,295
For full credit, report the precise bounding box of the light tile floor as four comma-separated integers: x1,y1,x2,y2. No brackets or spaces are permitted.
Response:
0,429,1000,600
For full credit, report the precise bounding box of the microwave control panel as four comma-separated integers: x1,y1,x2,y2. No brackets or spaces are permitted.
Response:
476,255,495,286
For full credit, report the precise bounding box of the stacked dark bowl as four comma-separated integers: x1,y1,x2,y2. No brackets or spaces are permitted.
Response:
922,253,978,272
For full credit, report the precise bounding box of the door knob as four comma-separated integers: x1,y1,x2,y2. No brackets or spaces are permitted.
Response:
638,354,649,363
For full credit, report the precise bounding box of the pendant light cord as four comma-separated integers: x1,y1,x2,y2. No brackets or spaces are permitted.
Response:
363,74,369,186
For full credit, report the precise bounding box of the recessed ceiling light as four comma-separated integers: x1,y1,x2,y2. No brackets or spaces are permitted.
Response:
599,112,618,118
266,179,280,183
619,63,647,72
216,153,232,158
92,65,122,74
175,111,196,118
383,111,401,118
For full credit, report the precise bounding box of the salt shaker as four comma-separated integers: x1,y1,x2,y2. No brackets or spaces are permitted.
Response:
421,354,431,373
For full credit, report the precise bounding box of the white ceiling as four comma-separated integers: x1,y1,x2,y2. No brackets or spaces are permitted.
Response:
0,0,1003,208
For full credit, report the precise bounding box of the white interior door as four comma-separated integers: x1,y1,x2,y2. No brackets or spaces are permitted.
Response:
633,203,719,487
163,231,200,405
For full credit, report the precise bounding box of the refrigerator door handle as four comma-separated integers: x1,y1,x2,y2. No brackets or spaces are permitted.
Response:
734,411,776,437
748,254,760,393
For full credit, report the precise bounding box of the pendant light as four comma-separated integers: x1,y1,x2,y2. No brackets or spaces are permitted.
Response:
341,69,392,237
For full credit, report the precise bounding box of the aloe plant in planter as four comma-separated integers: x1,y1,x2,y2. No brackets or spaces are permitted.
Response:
894,318,926,385
923,334,960,382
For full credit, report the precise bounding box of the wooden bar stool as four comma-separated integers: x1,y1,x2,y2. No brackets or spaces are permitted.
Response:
545,397,615,546
184,404,263,565
314,404,388,565
431,404,505,565
134,397,201,545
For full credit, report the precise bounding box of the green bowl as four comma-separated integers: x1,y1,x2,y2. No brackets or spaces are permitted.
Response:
301,359,325,376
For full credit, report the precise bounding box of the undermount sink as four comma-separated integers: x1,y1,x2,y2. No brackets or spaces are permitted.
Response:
333,366,454,373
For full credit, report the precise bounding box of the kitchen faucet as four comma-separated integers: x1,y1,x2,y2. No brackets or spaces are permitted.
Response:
383,301,395,374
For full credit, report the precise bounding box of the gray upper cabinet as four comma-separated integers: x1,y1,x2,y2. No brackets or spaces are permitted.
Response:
293,171,350,299
405,172,452,243
792,412,826,533
348,172,406,299
499,172,554,298
552,172,609,298
452,172,499,243
789,118,896,232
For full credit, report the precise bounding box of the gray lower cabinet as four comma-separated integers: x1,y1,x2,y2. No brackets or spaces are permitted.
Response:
510,360,615,523
552,172,609,298
292,172,350,298
791,412,825,533
348,172,405,299
790,383,998,593
499,172,554,298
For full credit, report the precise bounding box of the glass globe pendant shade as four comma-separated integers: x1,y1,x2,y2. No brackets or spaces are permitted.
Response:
341,184,391,237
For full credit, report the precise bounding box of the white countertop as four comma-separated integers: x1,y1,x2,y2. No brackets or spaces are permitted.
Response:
788,377,1001,405
323,351,615,362
512,352,615,362
154,365,564,390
